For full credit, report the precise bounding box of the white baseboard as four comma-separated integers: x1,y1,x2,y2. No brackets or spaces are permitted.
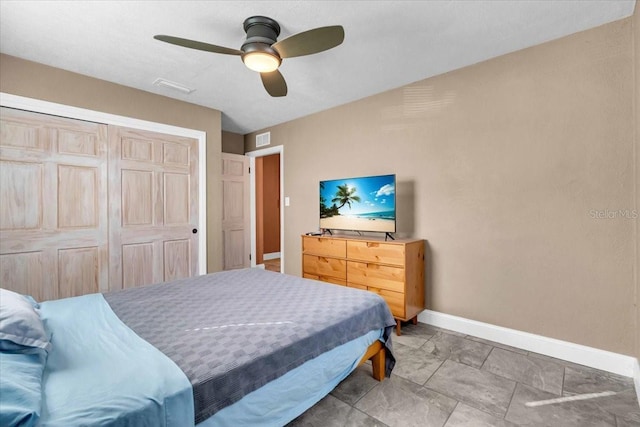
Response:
634,360,640,407
418,309,638,379
263,252,281,261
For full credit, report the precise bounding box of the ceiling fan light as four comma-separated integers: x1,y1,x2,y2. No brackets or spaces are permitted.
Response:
242,51,281,73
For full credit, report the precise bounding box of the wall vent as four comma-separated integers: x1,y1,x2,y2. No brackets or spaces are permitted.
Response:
256,132,271,147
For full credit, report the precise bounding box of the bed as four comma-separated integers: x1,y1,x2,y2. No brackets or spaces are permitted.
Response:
0,268,396,427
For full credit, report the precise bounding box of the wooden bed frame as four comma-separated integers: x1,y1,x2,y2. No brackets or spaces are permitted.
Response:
358,340,385,381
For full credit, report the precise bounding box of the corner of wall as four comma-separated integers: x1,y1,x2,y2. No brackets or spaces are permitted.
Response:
221,130,245,155
632,0,640,404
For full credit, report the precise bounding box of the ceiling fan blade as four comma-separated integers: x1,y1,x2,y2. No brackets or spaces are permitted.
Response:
272,26,344,59
154,35,242,56
260,70,287,97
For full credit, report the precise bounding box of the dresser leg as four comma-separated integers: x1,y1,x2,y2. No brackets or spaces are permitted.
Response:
395,317,418,336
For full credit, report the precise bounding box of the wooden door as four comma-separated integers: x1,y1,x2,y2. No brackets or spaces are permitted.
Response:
255,156,264,265
0,107,108,301
109,126,198,289
221,153,250,270
262,154,280,255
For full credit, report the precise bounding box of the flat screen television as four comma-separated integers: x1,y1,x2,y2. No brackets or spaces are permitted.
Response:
319,174,396,234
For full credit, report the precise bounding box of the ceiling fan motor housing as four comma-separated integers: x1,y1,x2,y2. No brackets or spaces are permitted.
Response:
241,16,282,58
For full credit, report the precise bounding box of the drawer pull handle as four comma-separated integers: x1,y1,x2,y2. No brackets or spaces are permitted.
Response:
367,242,379,248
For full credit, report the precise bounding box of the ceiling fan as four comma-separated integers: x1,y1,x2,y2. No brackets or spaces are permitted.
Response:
154,16,345,97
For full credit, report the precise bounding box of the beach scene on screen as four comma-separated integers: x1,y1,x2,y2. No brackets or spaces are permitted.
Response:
320,175,396,233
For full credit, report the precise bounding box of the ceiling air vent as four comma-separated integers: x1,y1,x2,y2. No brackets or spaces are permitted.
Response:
152,78,195,94
256,132,271,147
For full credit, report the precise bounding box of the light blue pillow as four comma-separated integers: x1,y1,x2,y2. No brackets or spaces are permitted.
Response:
0,349,46,427
0,288,51,352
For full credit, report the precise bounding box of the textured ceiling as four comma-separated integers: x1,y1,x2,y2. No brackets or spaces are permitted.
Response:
0,1,635,134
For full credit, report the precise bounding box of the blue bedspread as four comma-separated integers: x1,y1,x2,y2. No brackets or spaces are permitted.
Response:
38,294,193,427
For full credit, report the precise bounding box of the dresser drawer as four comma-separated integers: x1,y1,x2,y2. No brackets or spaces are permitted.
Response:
346,282,367,291
346,240,405,266
347,261,405,293
368,287,405,318
303,236,346,258
303,254,346,280
304,273,346,286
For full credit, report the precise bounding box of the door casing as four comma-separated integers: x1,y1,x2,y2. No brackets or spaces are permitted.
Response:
246,145,284,272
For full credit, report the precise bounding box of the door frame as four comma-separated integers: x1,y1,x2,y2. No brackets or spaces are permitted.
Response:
0,92,208,275
246,145,284,272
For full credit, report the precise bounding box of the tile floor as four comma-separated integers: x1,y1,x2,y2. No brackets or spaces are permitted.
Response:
288,322,640,427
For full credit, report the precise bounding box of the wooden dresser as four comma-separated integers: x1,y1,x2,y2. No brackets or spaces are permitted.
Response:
302,235,425,335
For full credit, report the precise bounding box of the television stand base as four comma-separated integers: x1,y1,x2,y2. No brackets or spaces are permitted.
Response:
385,232,395,241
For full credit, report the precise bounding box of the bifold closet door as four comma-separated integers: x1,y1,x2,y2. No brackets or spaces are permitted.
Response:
0,107,109,301
109,126,199,289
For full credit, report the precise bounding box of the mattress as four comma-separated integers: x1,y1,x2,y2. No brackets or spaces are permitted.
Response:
104,268,396,423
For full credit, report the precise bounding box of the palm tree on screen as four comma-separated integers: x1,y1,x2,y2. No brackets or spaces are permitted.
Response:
331,184,361,210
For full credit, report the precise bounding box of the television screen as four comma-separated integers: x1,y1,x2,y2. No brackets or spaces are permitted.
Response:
319,174,396,233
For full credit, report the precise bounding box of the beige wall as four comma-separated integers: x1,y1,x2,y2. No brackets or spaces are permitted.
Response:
222,130,244,154
247,18,637,356
0,54,224,273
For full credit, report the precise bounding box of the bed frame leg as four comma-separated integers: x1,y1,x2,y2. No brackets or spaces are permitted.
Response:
358,340,386,381
371,347,385,381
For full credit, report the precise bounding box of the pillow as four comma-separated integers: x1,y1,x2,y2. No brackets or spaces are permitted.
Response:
0,340,46,354
0,349,46,427
0,288,51,352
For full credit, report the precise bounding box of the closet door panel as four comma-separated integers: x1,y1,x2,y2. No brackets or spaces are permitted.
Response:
164,172,190,225
57,129,99,156
0,107,108,301
0,160,42,230
58,246,100,298
0,252,46,300
109,127,198,290
164,239,190,281
58,164,99,228
122,242,155,288
122,169,154,225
